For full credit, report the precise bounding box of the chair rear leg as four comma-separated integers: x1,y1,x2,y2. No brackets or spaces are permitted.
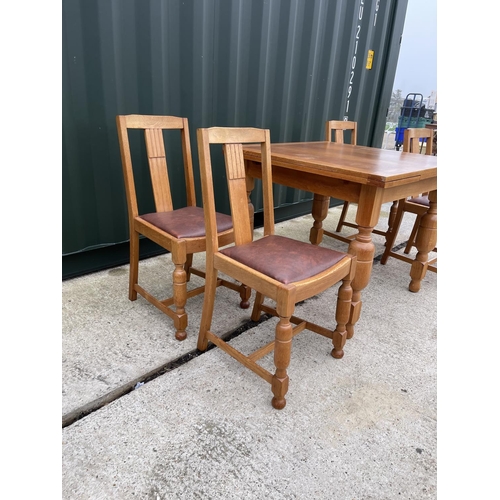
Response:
385,200,399,245
172,261,188,341
197,266,219,351
185,253,194,281
336,201,350,232
404,215,422,254
129,230,140,301
239,284,252,309
250,291,265,321
381,200,405,265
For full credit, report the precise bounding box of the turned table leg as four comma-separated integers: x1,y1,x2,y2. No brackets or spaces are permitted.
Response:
309,194,330,245
345,186,382,338
346,226,375,338
409,190,437,292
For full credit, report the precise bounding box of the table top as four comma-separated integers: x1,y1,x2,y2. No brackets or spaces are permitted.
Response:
243,141,437,189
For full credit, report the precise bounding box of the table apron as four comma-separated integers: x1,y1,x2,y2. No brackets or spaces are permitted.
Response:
246,161,437,205
381,178,437,203
247,162,361,202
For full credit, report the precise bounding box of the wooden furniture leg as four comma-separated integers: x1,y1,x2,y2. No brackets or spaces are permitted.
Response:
335,201,350,232
404,216,421,254
185,253,193,281
346,226,375,338
271,315,293,409
387,200,399,241
409,190,437,292
172,261,188,341
380,200,405,265
331,270,355,358
197,264,219,352
345,186,382,338
129,229,139,301
309,193,330,245
246,175,255,231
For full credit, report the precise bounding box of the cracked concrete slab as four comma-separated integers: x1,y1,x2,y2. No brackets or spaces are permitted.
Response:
62,203,437,499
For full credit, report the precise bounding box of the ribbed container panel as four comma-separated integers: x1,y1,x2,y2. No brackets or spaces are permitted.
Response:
62,0,407,275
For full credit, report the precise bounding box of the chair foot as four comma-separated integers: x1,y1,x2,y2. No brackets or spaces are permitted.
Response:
172,263,188,340
271,368,289,410
331,348,344,359
271,397,286,410
197,332,209,351
174,311,188,341
239,284,251,309
175,330,187,341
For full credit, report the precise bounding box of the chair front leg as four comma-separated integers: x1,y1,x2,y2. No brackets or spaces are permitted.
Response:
271,315,293,409
172,261,188,341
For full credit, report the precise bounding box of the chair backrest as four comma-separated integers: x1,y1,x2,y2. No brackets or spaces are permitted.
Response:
197,127,273,254
116,114,196,220
403,127,434,155
325,120,357,144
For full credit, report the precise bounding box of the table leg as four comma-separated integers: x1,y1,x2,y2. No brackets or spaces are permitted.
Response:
346,226,375,338
345,186,382,338
409,190,437,292
309,194,329,245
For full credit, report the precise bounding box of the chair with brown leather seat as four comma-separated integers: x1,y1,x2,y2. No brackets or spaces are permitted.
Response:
196,126,357,409
322,120,393,243
116,114,250,341
380,127,437,273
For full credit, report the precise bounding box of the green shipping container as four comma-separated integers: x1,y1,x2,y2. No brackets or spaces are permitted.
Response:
63,0,409,279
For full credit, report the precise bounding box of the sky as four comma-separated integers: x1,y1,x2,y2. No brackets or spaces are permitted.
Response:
392,0,437,101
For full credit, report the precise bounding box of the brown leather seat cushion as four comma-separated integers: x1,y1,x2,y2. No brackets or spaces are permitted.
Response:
140,206,232,238
220,235,347,285
408,195,429,206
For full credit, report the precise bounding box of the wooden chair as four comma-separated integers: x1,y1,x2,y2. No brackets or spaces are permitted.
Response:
380,127,437,272
196,127,357,409
322,120,393,243
116,115,250,341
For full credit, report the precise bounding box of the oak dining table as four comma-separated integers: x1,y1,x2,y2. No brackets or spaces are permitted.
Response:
242,141,437,340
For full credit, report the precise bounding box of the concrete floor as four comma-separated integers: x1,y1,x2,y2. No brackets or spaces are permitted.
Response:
62,203,437,499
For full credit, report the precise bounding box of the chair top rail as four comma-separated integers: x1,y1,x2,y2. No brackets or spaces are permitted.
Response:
119,114,186,130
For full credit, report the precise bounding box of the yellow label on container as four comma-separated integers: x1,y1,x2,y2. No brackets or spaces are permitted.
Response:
366,50,374,69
